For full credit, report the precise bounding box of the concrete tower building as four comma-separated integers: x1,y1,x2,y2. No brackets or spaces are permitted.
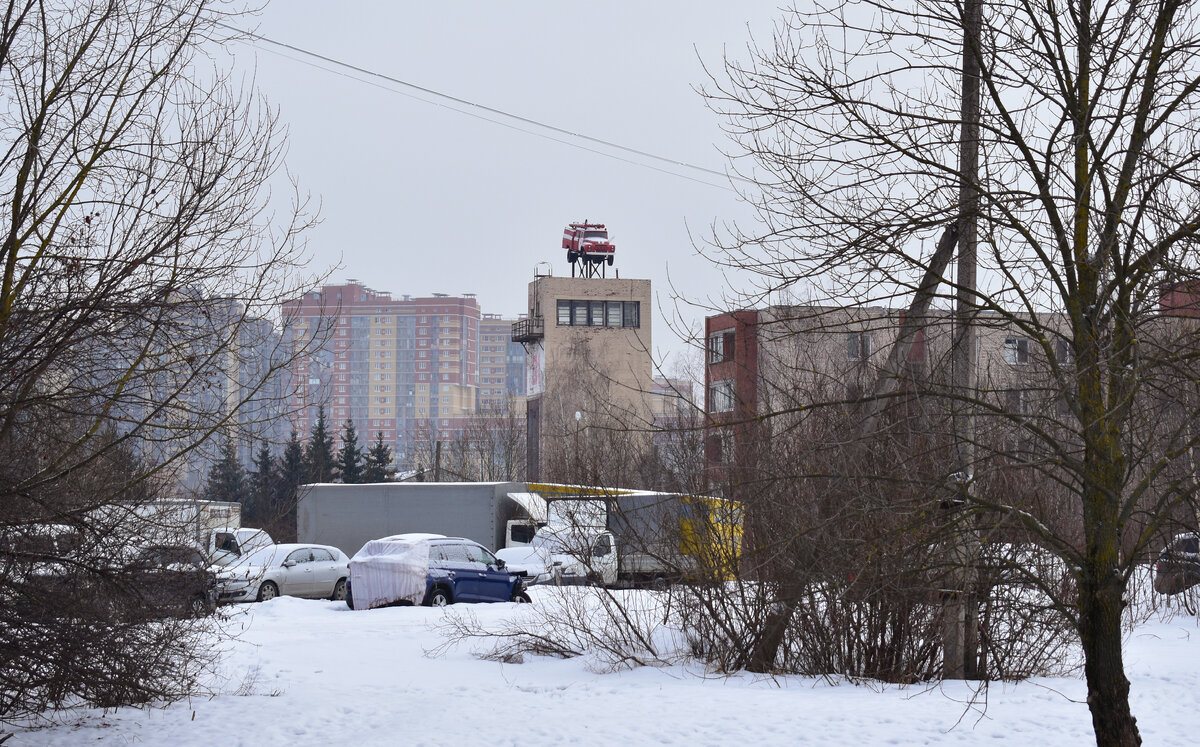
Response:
512,272,653,481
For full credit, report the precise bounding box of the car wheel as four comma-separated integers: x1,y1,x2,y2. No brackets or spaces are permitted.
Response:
190,595,213,617
331,578,347,601
512,590,531,603
568,251,577,264
257,581,279,602
345,586,354,609
425,587,452,607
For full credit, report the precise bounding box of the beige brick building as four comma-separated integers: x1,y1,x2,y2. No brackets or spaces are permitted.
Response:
513,273,654,481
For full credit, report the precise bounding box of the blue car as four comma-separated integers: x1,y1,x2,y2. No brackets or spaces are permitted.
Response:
346,534,530,610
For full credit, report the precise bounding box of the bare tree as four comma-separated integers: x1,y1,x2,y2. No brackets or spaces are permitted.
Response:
404,399,526,483
701,1,1200,742
0,0,322,721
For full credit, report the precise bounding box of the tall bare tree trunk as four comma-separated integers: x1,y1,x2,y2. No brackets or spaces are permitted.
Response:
1079,556,1140,746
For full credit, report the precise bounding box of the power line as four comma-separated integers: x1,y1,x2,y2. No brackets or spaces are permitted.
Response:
218,21,749,191
253,44,735,191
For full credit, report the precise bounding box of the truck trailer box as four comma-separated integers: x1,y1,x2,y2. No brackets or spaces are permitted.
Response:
297,482,531,557
539,489,743,585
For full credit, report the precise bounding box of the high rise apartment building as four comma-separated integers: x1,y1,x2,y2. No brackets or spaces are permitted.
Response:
283,282,487,466
479,314,527,412
137,294,291,492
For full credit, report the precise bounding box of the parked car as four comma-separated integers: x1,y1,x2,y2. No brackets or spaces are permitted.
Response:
496,545,561,586
346,534,530,610
216,543,349,603
124,544,219,618
1154,532,1200,595
13,537,218,620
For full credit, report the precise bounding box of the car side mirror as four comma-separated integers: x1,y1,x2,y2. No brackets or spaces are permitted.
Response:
495,558,506,569
282,560,295,568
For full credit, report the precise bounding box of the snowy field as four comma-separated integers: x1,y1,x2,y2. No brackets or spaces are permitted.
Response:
8,584,1200,746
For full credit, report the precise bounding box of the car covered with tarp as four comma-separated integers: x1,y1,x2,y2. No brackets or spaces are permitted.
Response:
346,533,529,610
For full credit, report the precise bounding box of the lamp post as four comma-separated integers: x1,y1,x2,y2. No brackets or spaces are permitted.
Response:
573,411,582,481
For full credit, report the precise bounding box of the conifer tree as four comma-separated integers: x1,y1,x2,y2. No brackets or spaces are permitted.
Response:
336,419,363,484
273,429,307,543
204,437,246,506
304,405,335,483
363,432,393,483
247,441,275,525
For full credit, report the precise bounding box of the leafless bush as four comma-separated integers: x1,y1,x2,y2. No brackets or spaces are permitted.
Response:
0,0,322,721
431,587,683,673
677,368,1084,683
1,614,220,714
0,446,231,719
972,544,1080,679
674,527,950,683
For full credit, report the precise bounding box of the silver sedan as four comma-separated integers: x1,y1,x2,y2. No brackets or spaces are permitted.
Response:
216,543,349,603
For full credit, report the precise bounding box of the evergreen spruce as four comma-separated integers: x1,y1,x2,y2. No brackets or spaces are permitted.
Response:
273,429,307,543
363,432,393,483
336,419,364,484
204,437,247,505
304,405,335,483
278,429,307,494
247,441,275,525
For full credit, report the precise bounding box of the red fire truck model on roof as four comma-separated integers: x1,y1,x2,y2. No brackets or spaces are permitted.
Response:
562,222,615,267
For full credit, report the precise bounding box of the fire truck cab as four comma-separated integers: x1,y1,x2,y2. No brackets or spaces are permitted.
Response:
562,222,615,267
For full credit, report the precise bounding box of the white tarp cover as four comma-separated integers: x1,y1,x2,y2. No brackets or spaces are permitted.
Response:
348,538,431,610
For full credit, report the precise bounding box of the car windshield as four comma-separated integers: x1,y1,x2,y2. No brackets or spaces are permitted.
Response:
583,230,607,240
238,546,282,567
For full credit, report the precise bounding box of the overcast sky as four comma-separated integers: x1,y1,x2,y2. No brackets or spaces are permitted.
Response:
229,2,782,367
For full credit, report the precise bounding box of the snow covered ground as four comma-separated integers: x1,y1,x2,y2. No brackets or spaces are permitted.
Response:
7,585,1200,746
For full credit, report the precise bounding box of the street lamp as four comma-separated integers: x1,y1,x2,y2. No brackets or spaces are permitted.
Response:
574,411,582,481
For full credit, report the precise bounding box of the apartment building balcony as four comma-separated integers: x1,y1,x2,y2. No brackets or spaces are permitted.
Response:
511,316,544,343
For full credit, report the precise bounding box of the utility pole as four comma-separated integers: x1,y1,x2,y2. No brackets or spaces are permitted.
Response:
946,0,982,680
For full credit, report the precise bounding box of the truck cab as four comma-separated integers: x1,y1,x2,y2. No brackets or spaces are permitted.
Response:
204,527,274,566
562,222,615,266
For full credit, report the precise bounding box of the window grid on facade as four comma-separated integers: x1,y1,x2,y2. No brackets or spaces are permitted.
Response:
847,332,872,361
709,379,735,413
555,300,641,328
1055,338,1074,365
1004,337,1030,365
1004,388,1030,415
708,330,734,364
